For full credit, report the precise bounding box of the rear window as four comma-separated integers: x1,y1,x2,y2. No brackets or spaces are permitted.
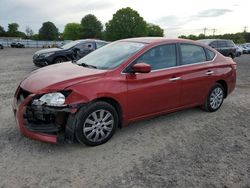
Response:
226,40,235,47
206,49,216,61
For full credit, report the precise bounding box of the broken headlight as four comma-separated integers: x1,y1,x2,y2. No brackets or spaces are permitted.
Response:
32,92,66,107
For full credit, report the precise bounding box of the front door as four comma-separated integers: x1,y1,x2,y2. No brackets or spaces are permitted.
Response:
126,44,182,120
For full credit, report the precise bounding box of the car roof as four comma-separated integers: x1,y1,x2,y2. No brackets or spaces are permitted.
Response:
119,37,197,45
75,39,108,43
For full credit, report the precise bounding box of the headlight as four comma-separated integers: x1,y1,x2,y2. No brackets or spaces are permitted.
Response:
33,92,66,107
39,52,55,58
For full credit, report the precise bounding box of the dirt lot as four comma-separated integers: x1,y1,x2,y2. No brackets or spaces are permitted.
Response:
0,48,250,188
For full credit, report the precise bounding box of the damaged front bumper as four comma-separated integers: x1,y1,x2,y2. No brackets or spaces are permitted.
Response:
12,88,81,144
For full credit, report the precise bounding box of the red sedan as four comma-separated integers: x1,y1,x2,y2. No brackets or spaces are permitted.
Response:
13,38,236,146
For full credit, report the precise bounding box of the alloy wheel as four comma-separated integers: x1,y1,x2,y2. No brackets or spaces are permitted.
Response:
83,109,114,142
209,87,224,110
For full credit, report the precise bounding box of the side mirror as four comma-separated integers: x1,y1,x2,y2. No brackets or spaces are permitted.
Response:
132,63,151,73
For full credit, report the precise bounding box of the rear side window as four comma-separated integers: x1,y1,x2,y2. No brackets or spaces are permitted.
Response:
217,41,227,48
135,44,177,70
206,49,216,61
180,44,206,65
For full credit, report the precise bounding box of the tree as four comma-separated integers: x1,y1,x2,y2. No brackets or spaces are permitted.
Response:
81,14,102,38
147,23,164,37
0,25,6,37
63,23,82,40
8,23,19,34
105,7,147,41
25,26,34,38
38,21,59,40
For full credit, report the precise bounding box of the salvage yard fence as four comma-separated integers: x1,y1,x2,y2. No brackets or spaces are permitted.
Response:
0,39,71,48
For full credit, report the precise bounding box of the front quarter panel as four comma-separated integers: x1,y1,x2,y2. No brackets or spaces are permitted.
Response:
65,72,127,111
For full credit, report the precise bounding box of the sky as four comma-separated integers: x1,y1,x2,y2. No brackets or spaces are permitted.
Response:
0,0,249,38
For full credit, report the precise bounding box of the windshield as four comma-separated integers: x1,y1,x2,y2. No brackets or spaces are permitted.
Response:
60,40,81,49
77,41,145,70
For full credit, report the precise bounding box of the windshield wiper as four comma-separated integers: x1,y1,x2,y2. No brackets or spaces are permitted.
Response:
79,62,97,69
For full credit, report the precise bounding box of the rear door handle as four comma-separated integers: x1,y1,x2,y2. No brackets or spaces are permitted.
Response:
206,71,214,75
169,77,181,81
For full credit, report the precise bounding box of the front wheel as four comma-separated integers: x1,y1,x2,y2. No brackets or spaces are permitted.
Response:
75,101,118,146
54,57,66,64
203,83,224,112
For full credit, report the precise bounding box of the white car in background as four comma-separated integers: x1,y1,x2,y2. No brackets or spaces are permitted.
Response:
241,45,250,54
236,45,243,57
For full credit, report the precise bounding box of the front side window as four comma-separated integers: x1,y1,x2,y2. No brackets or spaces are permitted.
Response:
134,44,177,70
180,44,206,65
76,42,94,51
210,41,217,48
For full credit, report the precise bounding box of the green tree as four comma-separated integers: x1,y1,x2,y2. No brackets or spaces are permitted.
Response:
8,23,19,34
147,23,164,37
0,25,6,36
81,14,102,38
105,7,147,41
63,23,82,40
38,21,59,40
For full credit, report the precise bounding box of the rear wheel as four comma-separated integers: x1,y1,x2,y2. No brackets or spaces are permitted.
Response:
203,83,224,112
75,101,118,146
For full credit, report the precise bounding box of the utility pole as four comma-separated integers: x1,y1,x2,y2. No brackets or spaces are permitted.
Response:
243,26,248,32
203,27,208,36
212,28,217,36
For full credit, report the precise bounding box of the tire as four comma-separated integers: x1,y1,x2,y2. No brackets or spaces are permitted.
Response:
74,101,118,146
54,57,66,64
203,83,225,112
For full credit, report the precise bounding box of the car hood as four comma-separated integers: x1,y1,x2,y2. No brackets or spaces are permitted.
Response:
34,48,63,55
20,62,107,93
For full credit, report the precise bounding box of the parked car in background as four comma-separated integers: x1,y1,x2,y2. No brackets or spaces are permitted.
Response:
10,42,25,48
13,37,236,146
236,45,243,57
33,39,108,67
198,39,237,59
241,45,250,54
0,43,3,49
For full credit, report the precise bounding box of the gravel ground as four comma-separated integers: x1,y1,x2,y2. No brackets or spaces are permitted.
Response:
0,48,249,188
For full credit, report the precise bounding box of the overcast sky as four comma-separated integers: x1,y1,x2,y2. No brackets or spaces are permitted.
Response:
0,0,249,38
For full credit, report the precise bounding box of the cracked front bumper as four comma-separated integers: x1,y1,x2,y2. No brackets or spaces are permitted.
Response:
12,88,78,144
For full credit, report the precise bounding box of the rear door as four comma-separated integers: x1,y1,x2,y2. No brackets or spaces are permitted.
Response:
126,44,182,120
178,43,216,107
